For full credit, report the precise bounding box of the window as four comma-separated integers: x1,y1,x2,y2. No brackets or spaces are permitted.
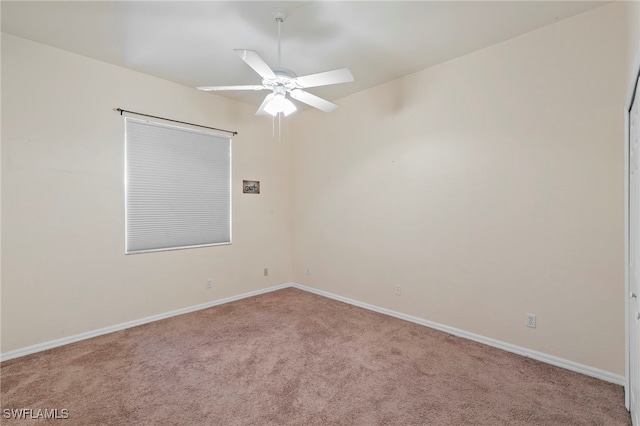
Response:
125,118,231,254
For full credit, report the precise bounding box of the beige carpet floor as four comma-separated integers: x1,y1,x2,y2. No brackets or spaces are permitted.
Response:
0,287,631,425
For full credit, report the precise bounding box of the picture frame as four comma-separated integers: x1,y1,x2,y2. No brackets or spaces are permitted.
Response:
243,180,260,194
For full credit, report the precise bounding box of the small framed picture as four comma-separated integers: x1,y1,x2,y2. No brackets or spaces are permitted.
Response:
243,180,260,194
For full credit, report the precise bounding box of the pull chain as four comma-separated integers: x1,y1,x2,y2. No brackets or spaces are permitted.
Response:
271,113,283,142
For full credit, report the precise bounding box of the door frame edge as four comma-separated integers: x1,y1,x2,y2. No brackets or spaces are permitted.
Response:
624,37,640,414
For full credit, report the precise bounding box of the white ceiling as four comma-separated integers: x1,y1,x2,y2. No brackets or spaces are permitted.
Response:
1,1,608,111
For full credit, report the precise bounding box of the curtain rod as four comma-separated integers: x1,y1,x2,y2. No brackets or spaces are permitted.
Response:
114,108,238,136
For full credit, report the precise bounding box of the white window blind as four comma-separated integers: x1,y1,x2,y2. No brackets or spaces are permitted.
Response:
125,118,231,254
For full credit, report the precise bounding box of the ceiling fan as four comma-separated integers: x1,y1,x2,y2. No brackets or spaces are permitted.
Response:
197,8,354,117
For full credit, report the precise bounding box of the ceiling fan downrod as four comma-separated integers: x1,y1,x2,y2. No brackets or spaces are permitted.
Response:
272,8,287,69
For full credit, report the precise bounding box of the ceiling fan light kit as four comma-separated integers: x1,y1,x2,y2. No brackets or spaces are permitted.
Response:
197,8,354,118
262,88,297,117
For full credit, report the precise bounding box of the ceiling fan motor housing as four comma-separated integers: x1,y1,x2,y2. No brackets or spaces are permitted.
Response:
263,68,298,91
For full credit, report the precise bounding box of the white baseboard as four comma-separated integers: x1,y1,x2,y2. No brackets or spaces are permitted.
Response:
0,283,290,362
290,282,625,386
1,281,626,387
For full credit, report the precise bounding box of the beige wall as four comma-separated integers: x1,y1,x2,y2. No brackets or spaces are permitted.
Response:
291,3,627,374
1,34,292,353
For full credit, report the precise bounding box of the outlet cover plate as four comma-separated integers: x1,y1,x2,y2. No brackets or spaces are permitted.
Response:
526,313,536,328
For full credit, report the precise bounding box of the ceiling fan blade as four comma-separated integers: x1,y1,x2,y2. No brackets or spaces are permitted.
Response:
234,49,276,80
290,89,338,113
197,85,267,92
294,68,354,89
255,93,275,116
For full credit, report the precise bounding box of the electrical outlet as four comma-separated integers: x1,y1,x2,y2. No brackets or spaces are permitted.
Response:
263,268,269,276
394,285,402,296
206,279,212,289
525,313,536,328
306,267,311,276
